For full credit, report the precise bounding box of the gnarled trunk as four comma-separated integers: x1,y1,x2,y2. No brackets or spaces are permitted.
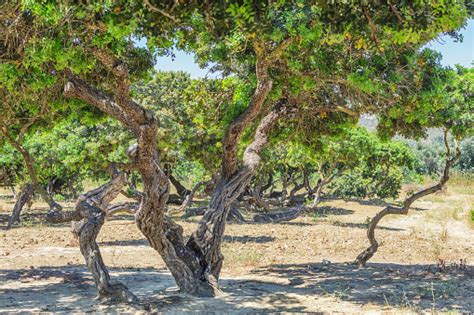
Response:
7,183,33,228
354,131,460,267
47,172,138,302
63,49,287,298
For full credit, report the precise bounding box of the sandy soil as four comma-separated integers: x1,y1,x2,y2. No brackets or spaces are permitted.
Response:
0,182,473,313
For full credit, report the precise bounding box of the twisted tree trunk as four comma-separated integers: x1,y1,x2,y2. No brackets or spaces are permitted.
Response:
7,183,33,228
47,172,138,303
354,131,460,267
187,99,289,281
62,48,287,297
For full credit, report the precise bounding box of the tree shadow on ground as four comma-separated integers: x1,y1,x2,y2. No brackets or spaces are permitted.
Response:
330,221,405,231
0,265,306,313
250,262,473,312
312,206,354,217
1,262,472,313
99,235,276,247
0,210,74,230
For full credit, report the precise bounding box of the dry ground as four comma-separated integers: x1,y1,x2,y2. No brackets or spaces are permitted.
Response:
0,176,473,313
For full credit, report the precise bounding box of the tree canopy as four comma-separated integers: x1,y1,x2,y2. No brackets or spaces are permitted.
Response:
0,0,472,304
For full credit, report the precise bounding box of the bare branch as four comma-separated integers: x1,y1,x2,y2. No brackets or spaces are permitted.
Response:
143,0,180,23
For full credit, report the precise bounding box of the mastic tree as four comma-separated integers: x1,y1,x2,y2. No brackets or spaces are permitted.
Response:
3,0,471,303
355,63,473,266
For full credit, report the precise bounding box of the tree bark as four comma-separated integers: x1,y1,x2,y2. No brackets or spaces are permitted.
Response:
169,173,190,197
7,183,33,228
187,99,290,282
47,172,138,303
63,50,288,297
354,131,460,267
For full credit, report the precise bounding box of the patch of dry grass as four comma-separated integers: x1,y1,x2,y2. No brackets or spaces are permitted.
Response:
222,244,263,267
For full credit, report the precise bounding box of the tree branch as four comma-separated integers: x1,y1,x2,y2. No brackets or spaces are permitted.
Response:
354,130,461,266
221,59,272,178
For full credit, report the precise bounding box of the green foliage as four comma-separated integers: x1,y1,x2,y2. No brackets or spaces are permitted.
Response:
320,127,417,199
262,126,417,200
1,0,471,204
134,70,243,177
0,142,23,186
458,137,474,173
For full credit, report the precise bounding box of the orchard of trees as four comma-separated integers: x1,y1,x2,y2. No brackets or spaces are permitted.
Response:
0,0,472,305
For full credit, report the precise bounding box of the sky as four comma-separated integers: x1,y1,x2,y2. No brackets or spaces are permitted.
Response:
155,19,473,78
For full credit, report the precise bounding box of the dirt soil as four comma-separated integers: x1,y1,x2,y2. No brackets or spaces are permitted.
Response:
0,181,473,313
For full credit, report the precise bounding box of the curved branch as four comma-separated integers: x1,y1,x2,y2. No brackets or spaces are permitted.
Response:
221,59,272,178
354,130,461,266
64,78,135,132
189,99,293,280
143,0,181,23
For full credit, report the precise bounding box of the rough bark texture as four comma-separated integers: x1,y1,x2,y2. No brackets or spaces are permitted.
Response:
64,66,219,296
253,205,305,223
63,49,289,297
47,172,138,303
221,61,272,178
354,131,460,267
7,183,33,228
187,99,291,282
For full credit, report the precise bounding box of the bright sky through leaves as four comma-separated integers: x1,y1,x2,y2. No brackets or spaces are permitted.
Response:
155,19,474,78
